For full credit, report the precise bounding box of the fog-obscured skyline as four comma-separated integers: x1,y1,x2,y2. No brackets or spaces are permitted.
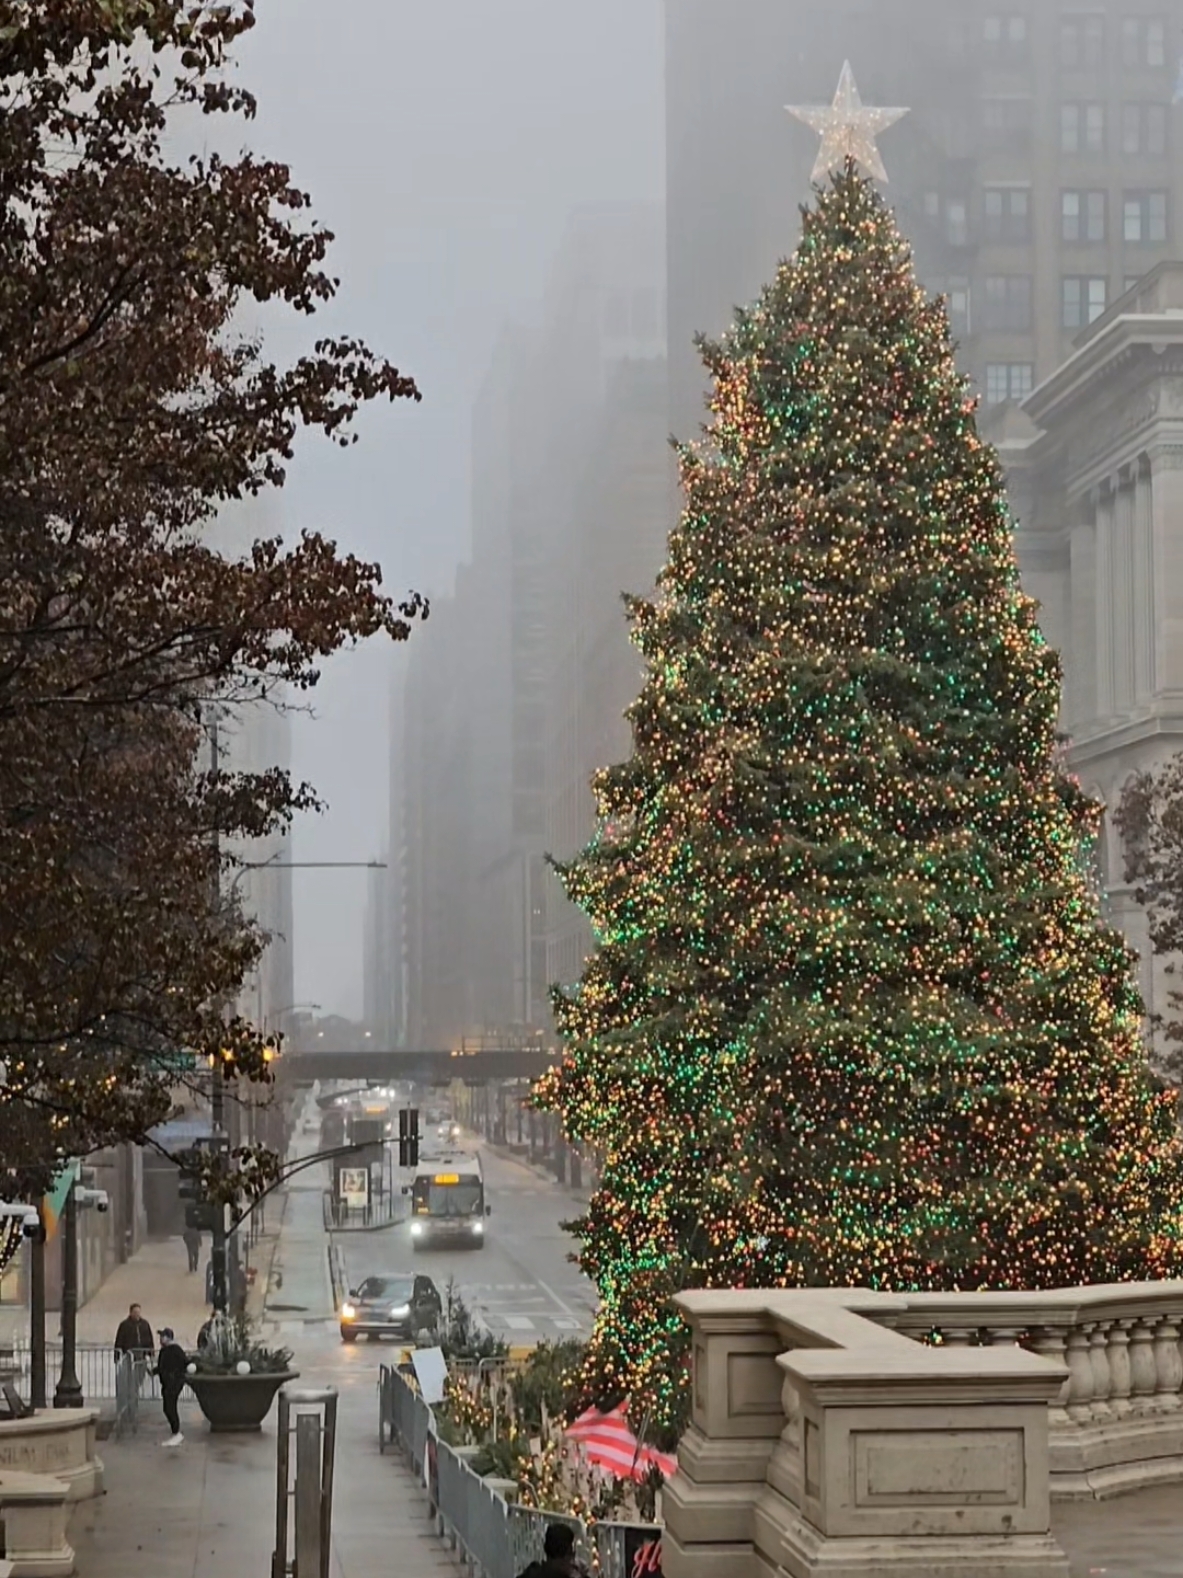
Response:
237,1,665,1019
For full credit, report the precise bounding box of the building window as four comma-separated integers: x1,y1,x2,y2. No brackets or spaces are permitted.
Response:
1122,101,1169,156
1123,190,1169,242
983,14,1029,60
1062,189,1107,242
983,96,1033,151
1062,276,1108,328
941,277,972,337
985,363,1034,405
920,191,968,246
1061,102,1106,154
1122,16,1167,68
984,186,1031,242
983,274,1033,332
1060,14,1105,69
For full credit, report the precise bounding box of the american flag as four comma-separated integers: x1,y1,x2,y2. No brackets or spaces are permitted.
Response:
564,1403,678,1482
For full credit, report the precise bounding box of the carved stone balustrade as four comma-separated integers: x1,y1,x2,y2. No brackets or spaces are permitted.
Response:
665,1288,1069,1578
889,1284,1183,1499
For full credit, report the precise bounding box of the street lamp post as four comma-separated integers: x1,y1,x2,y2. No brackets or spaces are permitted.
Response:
53,1182,82,1408
29,1207,46,1410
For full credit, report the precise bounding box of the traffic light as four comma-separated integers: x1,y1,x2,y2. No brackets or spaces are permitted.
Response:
398,1107,420,1169
177,1147,222,1233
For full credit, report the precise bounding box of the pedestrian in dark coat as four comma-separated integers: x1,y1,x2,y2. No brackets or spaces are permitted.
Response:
155,1328,189,1447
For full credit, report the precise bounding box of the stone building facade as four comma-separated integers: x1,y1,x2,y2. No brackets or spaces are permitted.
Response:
1009,261,1183,1039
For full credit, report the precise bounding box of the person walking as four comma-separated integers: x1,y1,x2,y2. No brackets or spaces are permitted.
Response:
155,1328,188,1447
517,1523,589,1578
182,1223,201,1274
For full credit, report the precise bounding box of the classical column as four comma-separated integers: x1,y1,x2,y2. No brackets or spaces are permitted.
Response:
1094,481,1116,720
1148,444,1183,693
1112,471,1136,712
1133,456,1156,701
1069,515,1098,731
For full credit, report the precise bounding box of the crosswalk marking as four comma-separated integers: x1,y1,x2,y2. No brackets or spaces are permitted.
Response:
502,1315,536,1331
552,1318,581,1332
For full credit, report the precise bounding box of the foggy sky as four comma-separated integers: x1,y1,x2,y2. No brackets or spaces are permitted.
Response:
237,0,666,1019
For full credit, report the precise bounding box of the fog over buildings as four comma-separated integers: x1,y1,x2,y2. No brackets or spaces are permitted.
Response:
231,1,1183,1055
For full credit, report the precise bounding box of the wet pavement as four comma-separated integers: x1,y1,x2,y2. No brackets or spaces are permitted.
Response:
1054,1482,1183,1577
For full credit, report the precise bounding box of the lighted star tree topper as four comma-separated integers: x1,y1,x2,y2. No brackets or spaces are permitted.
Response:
540,152,1183,1434
787,61,908,183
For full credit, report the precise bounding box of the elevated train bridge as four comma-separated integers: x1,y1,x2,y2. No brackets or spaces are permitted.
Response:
286,1046,559,1088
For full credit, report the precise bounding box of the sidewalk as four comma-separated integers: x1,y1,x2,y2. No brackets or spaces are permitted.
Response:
76,1237,210,1351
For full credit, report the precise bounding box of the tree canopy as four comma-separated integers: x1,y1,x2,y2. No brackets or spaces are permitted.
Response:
0,0,425,1196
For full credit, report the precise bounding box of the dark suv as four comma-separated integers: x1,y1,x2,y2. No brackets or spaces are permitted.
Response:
339,1272,442,1343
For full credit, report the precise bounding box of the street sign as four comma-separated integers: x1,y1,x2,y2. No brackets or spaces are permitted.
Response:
338,1168,369,1210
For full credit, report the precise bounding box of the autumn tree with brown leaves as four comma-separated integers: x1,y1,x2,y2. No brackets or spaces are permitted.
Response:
0,0,426,1197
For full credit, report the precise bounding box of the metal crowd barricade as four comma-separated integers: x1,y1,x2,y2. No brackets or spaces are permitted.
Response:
10,1342,161,1408
113,1351,138,1437
377,1360,661,1578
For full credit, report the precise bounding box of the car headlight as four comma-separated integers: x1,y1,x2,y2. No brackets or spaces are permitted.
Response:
389,1303,411,1318
410,1222,423,1236
341,1302,356,1320
472,1221,484,1234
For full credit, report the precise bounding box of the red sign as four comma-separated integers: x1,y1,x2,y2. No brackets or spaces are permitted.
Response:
624,1528,663,1577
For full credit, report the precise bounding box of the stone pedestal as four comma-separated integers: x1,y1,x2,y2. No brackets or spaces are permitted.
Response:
757,1346,1069,1577
663,1291,1071,1578
0,1471,74,1577
0,1411,102,1501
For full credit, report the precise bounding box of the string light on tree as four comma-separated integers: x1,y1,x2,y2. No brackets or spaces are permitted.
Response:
539,115,1183,1437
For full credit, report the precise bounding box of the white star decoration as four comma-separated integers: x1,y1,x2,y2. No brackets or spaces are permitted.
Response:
787,61,909,184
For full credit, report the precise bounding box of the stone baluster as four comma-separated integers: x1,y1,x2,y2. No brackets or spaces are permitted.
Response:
1029,1327,1071,1427
985,1326,1024,1347
1106,1322,1133,1417
939,1326,978,1347
1088,1322,1115,1422
1128,1319,1157,1413
1065,1328,1094,1423
1151,1316,1183,1412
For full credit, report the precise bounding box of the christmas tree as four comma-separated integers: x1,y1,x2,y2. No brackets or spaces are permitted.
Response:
542,165,1183,1432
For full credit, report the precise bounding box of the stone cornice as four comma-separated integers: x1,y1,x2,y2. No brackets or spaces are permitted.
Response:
1026,317,1183,430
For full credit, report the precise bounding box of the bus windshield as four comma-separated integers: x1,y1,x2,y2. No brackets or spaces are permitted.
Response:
414,1177,482,1217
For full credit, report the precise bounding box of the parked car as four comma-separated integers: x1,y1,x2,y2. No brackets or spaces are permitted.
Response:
339,1273,442,1344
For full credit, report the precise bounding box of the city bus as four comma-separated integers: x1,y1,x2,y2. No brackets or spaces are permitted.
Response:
406,1154,490,1249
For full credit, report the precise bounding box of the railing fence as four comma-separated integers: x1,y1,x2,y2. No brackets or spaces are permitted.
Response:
9,1342,161,1409
378,1363,661,1578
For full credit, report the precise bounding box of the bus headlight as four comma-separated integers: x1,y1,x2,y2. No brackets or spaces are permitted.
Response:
410,1222,423,1237
472,1221,484,1235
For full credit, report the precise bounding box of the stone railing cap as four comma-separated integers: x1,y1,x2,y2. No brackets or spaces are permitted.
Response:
0,1407,100,1434
781,1342,1066,1405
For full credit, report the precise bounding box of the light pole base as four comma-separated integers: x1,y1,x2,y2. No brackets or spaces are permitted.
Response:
52,1380,84,1409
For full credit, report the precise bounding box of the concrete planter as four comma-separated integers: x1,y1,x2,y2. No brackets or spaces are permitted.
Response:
187,1371,298,1433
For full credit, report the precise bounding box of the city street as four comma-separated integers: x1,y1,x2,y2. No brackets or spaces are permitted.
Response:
333,1144,596,1346
68,1091,594,1576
